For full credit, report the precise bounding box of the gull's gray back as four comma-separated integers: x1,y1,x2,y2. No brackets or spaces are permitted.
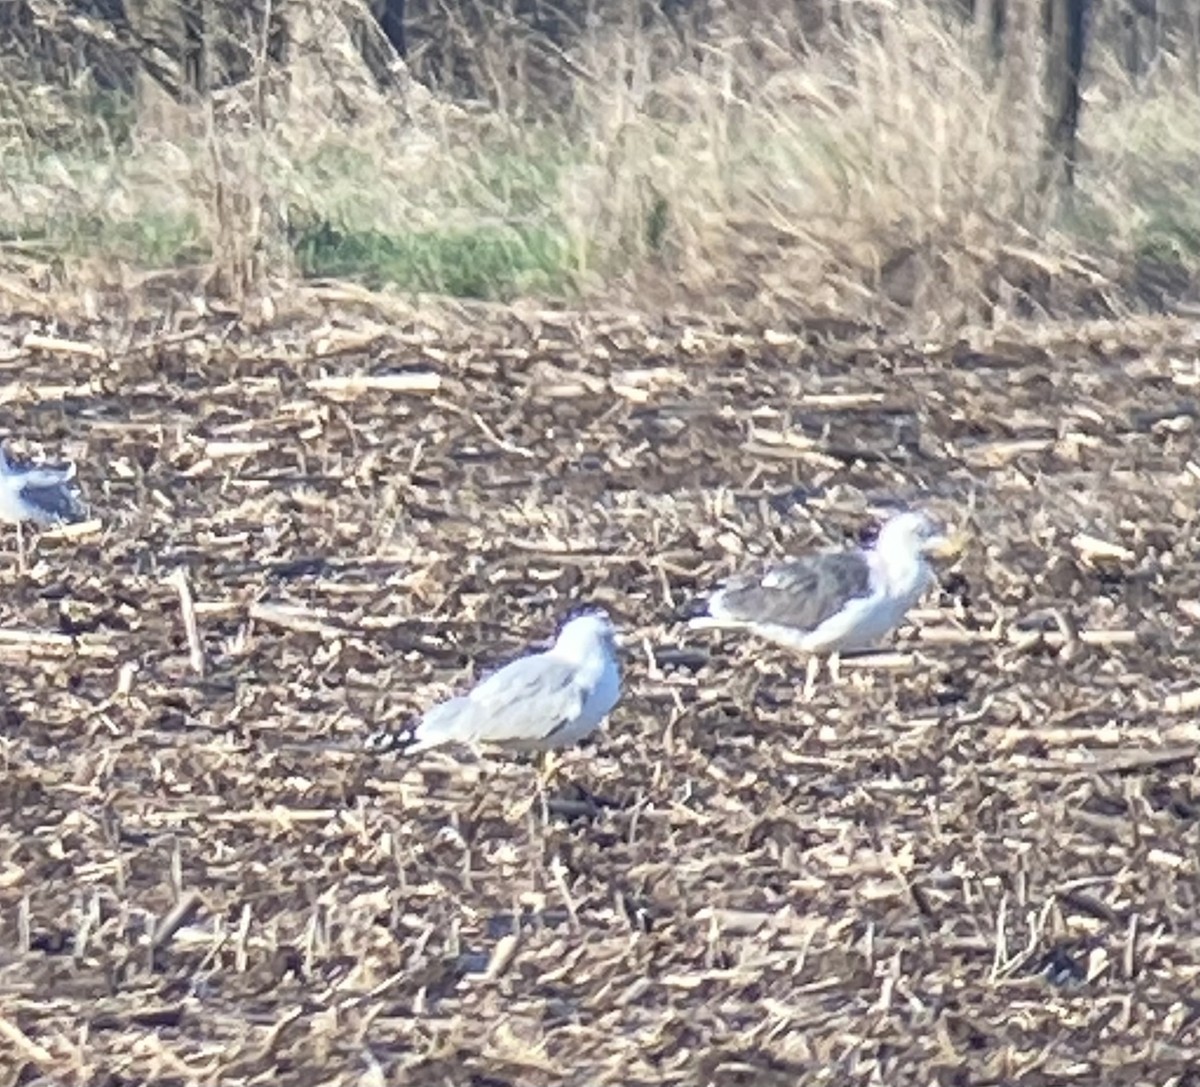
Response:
457,654,587,749
403,647,590,748
710,550,873,633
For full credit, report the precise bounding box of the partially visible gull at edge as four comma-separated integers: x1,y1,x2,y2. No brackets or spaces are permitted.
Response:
0,443,88,564
688,509,963,665
367,610,623,758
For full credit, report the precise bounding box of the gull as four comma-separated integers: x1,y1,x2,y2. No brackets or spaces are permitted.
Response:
688,510,962,695
367,611,623,793
0,444,87,569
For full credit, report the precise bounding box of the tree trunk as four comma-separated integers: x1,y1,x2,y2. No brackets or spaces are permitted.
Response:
1042,0,1088,191
123,0,204,130
374,0,406,58
974,0,1007,63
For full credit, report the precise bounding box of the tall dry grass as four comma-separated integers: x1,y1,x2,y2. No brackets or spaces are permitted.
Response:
0,0,1197,330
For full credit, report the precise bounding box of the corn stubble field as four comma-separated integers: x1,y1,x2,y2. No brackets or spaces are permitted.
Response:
0,288,1196,1084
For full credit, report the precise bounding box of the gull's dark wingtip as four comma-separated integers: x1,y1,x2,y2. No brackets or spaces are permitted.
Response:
19,477,88,526
363,724,418,756
673,592,714,624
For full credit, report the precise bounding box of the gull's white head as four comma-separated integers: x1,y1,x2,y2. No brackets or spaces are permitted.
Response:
553,609,619,661
875,510,952,558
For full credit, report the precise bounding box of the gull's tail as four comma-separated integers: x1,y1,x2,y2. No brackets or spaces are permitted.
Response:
682,586,753,630
363,697,473,756
677,590,725,625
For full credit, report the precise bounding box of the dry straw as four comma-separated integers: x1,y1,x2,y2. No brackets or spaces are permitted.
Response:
0,0,1197,328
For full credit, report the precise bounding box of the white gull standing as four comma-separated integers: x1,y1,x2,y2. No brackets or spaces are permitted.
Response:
367,610,623,774
0,444,87,568
689,510,961,693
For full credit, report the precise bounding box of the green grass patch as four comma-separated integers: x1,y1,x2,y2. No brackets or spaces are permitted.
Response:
1137,203,1200,263
0,210,206,266
290,218,577,298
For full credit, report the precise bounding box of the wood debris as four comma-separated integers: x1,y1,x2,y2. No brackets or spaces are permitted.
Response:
0,301,1196,1083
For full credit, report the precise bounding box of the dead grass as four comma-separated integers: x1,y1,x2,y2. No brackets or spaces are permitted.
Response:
1,1,1199,327
0,291,1198,1081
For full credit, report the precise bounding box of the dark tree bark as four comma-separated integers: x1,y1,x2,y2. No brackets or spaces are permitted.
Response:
966,0,1090,191
1042,0,1089,190
973,0,1008,63
116,0,401,105
374,0,406,58
180,0,204,92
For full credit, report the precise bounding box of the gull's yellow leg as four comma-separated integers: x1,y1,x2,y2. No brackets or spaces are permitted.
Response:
539,749,561,790
536,749,562,823
511,750,560,823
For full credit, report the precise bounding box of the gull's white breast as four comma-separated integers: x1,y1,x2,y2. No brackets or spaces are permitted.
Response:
550,650,621,748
